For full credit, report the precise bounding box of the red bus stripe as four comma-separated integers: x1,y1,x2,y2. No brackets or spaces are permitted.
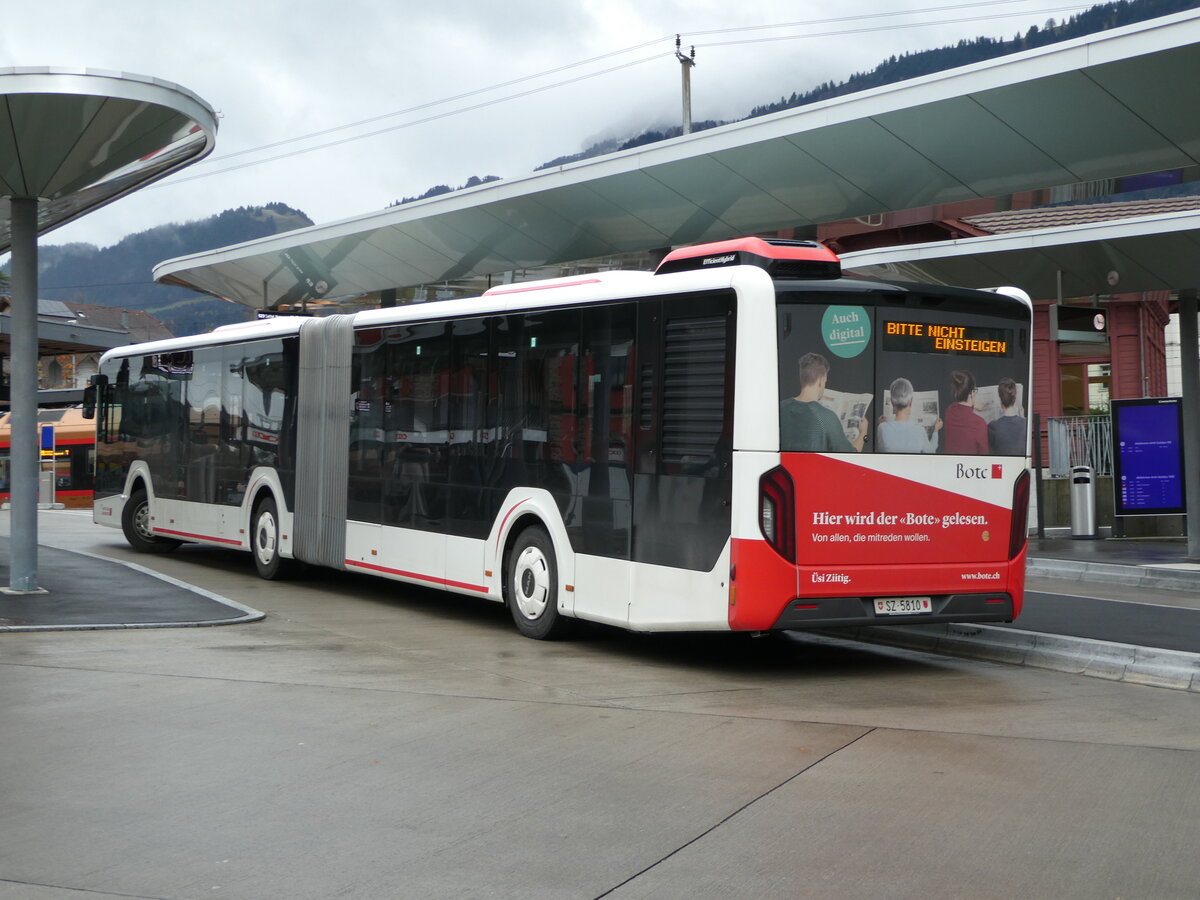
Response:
345,558,488,593
499,498,531,537
484,278,601,296
445,576,490,593
0,490,91,499
0,439,93,449
154,528,243,546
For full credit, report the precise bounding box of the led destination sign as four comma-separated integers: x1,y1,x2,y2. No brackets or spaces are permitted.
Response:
882,321,1013,356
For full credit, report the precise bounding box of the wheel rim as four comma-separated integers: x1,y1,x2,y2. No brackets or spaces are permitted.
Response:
255,510,278,567
512,545,550,621
133,500,155,542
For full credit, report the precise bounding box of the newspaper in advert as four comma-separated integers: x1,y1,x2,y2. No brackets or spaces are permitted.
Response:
974,382,1025,422
881,387,941,437
818,388,873,445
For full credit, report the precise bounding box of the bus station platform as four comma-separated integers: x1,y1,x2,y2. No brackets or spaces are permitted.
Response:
0,531,1195,632
843,535,1200,693
0,537,263,631
1026,535,1200,591
1,526,1197,690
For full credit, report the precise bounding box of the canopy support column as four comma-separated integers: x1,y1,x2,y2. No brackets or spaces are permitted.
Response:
6,197,43,593
1178,289,1200,560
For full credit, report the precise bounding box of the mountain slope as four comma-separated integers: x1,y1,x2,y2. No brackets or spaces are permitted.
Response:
35,204,312,335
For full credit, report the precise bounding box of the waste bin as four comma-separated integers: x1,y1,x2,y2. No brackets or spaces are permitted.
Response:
38,470,54,507
1070,465,1096,538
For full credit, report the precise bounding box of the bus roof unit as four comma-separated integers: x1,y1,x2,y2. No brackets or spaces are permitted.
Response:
655,237,841,280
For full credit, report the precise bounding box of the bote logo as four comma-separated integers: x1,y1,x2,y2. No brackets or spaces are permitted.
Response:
957,463,1003,479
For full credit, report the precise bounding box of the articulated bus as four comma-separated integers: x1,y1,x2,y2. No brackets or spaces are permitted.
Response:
87,238,1032,638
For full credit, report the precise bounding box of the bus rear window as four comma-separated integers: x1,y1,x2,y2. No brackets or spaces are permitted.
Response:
777,293,1030,456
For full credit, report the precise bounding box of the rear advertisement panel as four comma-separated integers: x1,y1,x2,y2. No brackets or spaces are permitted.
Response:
777,294,1030,460
776,291,1029,581
784,453,1017,596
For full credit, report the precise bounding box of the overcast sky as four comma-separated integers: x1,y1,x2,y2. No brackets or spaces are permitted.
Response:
3,0,1094,252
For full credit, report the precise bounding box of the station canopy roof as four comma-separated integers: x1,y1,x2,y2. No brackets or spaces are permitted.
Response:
0,310,128,356
840,209,1200,299
155,10,1200,310
0,67,216,251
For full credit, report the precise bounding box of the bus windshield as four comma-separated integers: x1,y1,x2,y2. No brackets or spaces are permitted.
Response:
777,290,1031,456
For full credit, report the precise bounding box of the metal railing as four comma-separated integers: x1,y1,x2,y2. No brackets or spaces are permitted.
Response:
1046,415,1112,478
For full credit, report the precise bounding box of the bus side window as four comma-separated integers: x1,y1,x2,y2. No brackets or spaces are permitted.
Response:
519,308,580,498
632,291,735,571
576,303,636,558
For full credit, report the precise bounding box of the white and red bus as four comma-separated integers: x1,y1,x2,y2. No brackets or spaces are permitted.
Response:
87,237,1032,638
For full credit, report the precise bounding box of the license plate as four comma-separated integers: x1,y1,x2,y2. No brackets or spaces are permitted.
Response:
874,597,933,615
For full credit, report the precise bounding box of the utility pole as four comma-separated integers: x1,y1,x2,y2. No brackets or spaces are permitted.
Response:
676,35,696,135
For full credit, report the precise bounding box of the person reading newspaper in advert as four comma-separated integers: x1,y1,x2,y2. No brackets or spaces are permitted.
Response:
987,376,1027,455
780,352,867,452
878,377,941,453
943,369,988,454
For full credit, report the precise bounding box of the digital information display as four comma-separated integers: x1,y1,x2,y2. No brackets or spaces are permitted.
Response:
881,321,1013,356
1111,397,1186,516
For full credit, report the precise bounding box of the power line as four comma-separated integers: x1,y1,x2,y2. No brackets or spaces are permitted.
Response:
156,0,1098,187
155,51,672,189
196,0,1051,170
41,280,157,289
682,0,1077,38
194,0,1054,170
703,4,1094,48
193,37,670,167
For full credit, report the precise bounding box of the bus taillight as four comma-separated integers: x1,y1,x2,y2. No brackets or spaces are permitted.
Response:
759,466,796,563
1009,470,1031,559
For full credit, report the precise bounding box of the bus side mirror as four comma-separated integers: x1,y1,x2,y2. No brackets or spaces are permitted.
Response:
82,373,107,419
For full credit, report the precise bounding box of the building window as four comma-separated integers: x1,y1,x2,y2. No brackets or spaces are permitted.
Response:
1060,362,1111,415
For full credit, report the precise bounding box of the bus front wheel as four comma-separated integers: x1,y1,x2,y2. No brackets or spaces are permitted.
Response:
121,488,180,554
505,526,572,640
252,497,292,580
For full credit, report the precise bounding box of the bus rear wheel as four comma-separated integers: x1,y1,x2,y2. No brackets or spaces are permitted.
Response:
505,526,572,640
252,497,292,580
121,488,180,554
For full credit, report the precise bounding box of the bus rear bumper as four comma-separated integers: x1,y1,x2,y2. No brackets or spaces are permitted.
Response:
770,592,1016,631
728,538,1026,631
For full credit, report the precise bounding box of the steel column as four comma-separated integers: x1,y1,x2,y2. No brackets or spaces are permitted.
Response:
1178,290,1200,559
7,197,42,592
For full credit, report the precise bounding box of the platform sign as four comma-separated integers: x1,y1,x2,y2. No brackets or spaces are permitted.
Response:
1111,397,1186,516
40,424,55,457
1052,304,1108,343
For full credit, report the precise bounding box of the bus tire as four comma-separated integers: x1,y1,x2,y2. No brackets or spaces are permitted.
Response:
505,525,572,640
251,496,292,580
121,488,180,554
